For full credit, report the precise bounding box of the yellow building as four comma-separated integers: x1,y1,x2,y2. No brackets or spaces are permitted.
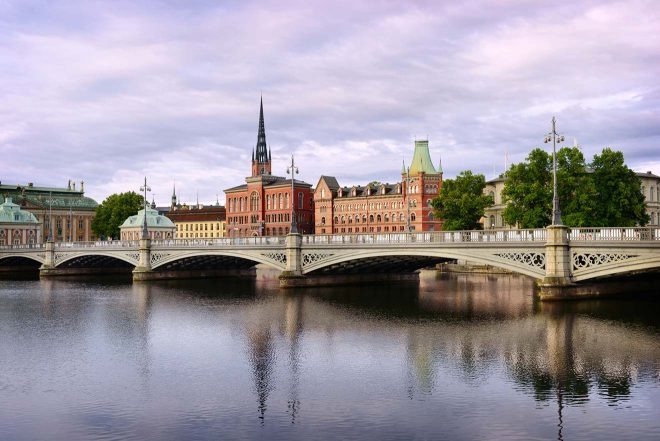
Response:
165,204,227,239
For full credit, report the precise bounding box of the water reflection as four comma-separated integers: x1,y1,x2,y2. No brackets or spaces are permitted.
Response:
0,272,658,440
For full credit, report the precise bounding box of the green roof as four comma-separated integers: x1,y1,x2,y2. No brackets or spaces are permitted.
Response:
0,184,98,210
408,140,438,176
0,197,39,224
120,207,175,229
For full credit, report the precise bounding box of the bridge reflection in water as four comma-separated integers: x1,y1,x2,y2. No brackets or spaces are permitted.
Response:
2,271,659,439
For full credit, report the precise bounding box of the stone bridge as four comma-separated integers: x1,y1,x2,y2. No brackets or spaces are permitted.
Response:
1,226,658,299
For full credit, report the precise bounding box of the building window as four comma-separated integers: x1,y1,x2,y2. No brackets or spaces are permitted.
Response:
321,189,325,198
250,192,260,211
298,192,303,209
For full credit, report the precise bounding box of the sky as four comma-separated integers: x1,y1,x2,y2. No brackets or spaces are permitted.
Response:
1,0,659,205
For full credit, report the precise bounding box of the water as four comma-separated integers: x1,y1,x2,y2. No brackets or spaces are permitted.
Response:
1,270,659,440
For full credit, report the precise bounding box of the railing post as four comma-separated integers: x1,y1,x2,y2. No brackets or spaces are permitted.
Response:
132,238,152,281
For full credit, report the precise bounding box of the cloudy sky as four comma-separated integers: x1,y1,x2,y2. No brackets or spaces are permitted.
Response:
1,0,659,205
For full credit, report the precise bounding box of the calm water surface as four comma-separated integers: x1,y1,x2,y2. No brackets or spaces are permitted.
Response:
1,271,659,440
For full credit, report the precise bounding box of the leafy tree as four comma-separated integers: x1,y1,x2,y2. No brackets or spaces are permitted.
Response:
502,148,552,228
432,170,493,230
92,192,144,239
502,146,648,228
590,148,649,226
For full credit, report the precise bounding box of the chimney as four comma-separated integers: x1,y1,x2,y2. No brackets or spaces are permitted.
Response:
80,181,84,193
28,183,33,187
72,182,76,191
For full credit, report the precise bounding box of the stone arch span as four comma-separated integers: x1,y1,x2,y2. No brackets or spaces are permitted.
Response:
0,254,44,266
573,255,660,282
55,252,138,269
301,248,547,279
150,249,287,272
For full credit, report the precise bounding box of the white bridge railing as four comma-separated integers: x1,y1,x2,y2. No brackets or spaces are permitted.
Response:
569,227,660,241
1,227,659,251
302,229,547,245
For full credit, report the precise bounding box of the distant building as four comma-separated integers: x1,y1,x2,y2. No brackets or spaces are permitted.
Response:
483,171,660,229
165,189,227,239
314,140,443,234
0,181,97,242
0,197,41,245
224,98,315,236
119,207,176,240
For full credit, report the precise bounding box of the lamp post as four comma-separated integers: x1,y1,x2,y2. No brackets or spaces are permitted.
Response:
286,155,299,234
140,177,151,240
544,117,565,226
406,166,411,233
47,191,53,242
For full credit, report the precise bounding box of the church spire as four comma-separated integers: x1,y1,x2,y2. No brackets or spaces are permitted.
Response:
171,181,177,207
255,96,268,163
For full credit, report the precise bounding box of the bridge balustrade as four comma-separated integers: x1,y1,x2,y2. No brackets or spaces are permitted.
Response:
0,243,45,250
152,236,286,247
569,227,659,241
54,241,140,248
302,229,546,245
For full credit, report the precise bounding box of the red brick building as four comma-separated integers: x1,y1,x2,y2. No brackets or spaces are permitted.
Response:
224,99,314,237
314,140,443,234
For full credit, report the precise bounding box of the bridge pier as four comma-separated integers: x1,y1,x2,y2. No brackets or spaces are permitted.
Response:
38,240,58,277
279,233,306,287
132,238,153,281
538,225,579,300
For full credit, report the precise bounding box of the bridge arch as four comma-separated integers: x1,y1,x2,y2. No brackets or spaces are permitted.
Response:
573,255,660,282
150,249,287,272
55,252,138,268
0,254,44,266
301,248,546,279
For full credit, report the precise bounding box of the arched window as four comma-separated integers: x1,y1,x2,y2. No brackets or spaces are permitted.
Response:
278,193,283,209
285,193,290,209
428,212,434,221
341,216,346,224
266,195,271,210
334,216,339,224
369,214,374,223
362,214,367,223
298,192,303,209
250,192,260,211
384,214,389,222
376,214,381,222
321,217,326,225
411,213,416,222
400,213,405,222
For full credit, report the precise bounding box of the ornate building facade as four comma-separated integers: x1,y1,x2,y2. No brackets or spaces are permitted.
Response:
0,197,41,245
224,99,314,237
314,140,443,234
0,181,97,242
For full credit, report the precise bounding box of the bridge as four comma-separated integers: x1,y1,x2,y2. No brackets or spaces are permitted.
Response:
1,225,658,299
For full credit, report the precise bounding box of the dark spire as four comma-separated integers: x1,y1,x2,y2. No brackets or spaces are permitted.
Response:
255,96,268,163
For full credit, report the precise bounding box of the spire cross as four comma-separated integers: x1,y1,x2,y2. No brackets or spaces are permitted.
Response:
140,177,151,239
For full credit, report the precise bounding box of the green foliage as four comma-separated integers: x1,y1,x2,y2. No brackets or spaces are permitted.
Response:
502,148,552,228
590,148,649,226
502,147,648,228
432,170,493,230
92,192,144,239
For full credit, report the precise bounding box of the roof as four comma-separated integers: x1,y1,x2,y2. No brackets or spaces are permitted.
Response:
224,178,312,193
0,183,98,210
0,197,39,224
335,182,401,198
166,205,227,222
120,207,176,229
317,176,340,190
408,140,438,176
636,171,660,179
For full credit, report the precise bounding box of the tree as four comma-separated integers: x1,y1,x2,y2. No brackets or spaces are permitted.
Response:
502,146,648,228
92,192,144,239
502,148,552,228
590,148,649,226
432,170,493,230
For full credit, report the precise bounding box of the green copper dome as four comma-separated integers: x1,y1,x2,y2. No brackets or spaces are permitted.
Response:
408,140,438,176
120,207,175,229
0,197,39,224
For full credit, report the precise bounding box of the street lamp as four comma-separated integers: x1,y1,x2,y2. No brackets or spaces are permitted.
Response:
544,117,565,225
140,177,151,239
406,166,412,233
286,155,299,234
